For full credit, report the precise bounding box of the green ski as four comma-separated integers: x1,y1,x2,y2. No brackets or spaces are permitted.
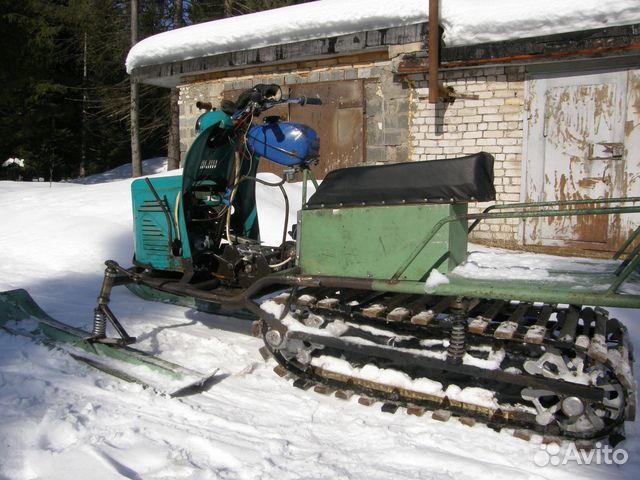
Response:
0,289,219,396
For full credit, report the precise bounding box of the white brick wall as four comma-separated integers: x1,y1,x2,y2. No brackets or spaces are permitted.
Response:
408,66,526,245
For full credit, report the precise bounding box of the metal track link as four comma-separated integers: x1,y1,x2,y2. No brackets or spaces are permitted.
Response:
267,354,571,446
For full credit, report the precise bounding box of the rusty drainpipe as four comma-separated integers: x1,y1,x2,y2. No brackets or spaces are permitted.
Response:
428,0,440,103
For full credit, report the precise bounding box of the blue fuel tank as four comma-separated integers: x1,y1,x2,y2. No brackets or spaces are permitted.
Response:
247,118,319,166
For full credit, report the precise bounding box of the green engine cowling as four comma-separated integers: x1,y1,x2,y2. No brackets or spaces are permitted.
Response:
131,110,260,273
131,174,190,272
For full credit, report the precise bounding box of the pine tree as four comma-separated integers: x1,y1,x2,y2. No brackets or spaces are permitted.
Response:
0,0,315,181
186,0,313,23
0,0,81,180
167,0,184,171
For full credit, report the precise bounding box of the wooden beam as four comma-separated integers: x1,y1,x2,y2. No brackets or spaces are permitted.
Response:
397,24,640,74
397,43,640,73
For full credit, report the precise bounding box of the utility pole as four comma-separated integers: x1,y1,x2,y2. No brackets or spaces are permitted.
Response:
80,31,87,178
167,0,183,171
130,0,142,177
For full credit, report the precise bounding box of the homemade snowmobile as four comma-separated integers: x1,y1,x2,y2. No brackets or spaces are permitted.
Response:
2,83,639,441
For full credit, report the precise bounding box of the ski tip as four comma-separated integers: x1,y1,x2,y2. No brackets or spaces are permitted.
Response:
0,288,51,324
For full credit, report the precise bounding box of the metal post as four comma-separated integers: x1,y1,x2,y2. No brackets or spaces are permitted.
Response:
302,168,309,205
428,0,440,104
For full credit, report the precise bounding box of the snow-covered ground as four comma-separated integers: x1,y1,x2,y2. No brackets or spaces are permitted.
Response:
1,159,639,479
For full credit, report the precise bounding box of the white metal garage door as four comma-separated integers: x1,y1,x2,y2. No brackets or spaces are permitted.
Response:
523,70,628,251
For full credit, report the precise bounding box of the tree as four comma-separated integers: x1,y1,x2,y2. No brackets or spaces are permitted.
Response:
0,0,82,180
0,0,315,181
166,0,183,171
186,0,313,23
66,0,131,177
131,0,142,177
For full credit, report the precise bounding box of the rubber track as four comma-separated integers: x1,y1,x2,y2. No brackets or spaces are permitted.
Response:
258,289,636,442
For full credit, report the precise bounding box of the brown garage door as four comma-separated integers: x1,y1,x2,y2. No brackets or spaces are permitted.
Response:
223,80,365,179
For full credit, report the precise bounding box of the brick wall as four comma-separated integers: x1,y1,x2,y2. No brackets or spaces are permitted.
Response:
407,66,526,246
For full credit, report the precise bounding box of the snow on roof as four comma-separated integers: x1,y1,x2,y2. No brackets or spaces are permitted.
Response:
126,0,640,73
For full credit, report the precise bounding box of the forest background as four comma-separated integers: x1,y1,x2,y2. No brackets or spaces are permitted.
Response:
0,0,311,181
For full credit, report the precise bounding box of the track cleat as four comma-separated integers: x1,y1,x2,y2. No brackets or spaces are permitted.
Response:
524,325,546,344
386,307,410,322
362,304,387,318
494,321,518,340
469,316,490,335
410,310,434,326
317,298,339,310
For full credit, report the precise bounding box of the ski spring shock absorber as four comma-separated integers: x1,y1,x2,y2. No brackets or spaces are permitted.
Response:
90,264,117,339
91,308,107,338
88,262,139,345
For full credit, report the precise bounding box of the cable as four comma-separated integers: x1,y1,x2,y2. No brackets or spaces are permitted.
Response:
174,191,182,241
268,255,294,269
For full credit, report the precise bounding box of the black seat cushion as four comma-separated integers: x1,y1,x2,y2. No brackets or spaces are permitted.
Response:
307,152,495,208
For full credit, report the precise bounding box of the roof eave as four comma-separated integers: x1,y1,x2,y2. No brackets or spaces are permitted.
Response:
397,24,640,73
130,23,428,87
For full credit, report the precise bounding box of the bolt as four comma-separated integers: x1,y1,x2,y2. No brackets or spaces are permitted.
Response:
296,349,312,365
561,396,585,417
265,329,284,349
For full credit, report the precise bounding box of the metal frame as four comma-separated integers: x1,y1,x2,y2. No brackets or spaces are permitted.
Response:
93,189,640,344
390,196,640,294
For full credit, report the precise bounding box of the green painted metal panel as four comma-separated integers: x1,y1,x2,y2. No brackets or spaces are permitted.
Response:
427,272,640,308
183,120,234,194
299,203,467,281
131,175,190,272
363,272,640,309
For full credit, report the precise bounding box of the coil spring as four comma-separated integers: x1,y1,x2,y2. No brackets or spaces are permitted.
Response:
447,320,467,362
92,308,107,338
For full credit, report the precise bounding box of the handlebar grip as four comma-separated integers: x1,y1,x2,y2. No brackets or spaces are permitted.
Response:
301,96,322,106
264,84,281,98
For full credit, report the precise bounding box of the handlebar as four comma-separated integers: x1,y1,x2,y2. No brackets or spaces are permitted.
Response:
231,91,322,120
190,84,323,123
298,96,322,106
262,95,323,110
